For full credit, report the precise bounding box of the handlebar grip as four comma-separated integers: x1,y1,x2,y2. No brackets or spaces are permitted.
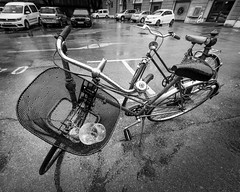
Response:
59,25,72,41
173,35,181,40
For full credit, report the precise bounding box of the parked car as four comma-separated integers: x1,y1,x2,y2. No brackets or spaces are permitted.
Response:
131,10,151,23
70,8,92,27
115,9,137,21
92,9,109,19
39,6,68,27
0,2,40,30
145,9,175,26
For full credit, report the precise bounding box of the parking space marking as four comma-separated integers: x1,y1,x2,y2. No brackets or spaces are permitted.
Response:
0,68,7,73
11,66,29,75
7,43,124,53
121,60,135,74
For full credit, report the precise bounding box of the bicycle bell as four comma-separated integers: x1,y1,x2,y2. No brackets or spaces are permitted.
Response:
134,80,147,93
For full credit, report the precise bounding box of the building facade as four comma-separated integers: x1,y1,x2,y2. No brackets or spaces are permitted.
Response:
0,0,239,27
103,0,240,28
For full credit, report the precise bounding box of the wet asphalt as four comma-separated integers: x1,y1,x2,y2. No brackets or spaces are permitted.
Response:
0,20,240,192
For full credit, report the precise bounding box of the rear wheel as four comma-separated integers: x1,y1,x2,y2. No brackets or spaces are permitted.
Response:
169,19,174,27
140,17,145,23
147,81,214,122
59,20,63,27
38,17,41,26
121,16,125,21
24,20,30,30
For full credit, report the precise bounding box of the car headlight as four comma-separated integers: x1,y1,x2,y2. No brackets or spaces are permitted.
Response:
71,17,75,21
56,17,61,20
86,18,90,21
16,18,22,21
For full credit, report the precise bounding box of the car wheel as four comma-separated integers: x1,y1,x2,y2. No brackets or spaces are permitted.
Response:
156,20,161,26
24,20,30,30
121,16,125,22
96,15,99,19
38,18,41,26
169,19,174,27
88,21,92,27
42,23,47,28
59,20,63,27
105,15,109,19
140,17,145,23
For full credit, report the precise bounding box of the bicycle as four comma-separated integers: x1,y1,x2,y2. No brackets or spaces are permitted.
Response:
16,24,222,175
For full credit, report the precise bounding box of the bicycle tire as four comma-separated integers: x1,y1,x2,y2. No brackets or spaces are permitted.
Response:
147,81,214,122
39,145,64,175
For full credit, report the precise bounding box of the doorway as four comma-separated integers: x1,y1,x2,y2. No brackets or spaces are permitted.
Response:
207,0,235,23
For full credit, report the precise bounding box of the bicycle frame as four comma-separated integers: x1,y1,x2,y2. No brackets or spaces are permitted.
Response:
16,25,221,175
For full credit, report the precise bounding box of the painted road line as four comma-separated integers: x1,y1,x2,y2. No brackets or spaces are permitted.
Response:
0,68,7,73
121,60,135,75
11,66,29,75
7,43,124,53
87,58,142,63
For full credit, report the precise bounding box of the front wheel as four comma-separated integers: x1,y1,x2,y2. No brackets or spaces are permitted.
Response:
147,81,214,122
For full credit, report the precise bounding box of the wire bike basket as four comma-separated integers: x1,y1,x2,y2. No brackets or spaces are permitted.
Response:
16,67,120,173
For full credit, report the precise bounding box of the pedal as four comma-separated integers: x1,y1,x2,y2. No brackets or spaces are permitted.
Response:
124,129,132,141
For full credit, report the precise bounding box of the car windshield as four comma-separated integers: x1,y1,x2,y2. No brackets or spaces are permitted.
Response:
153,10,163,15
2,5,23,14
40,8,55,14
73,9,89,16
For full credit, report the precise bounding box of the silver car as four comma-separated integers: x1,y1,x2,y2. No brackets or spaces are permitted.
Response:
145,9,175,26
40,7,68,27
131,10,151,23
115,9,137,21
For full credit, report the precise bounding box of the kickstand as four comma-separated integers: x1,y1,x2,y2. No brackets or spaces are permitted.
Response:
138,117,146,147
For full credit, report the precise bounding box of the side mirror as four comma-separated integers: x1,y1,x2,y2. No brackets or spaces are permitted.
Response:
25,10,30,14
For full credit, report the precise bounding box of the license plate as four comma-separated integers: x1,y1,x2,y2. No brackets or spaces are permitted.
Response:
3,23,11,25
78,21,84,24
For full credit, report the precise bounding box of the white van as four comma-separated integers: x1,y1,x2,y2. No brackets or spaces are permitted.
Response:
0,2,40,29
91,9,109,18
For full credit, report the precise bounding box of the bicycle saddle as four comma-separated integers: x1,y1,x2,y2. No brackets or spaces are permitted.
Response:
171,61,213,81
185,35,208,45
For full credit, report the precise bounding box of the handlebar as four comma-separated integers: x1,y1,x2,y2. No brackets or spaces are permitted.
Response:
137,23,181,40
56,25,180,94
56,26,136,94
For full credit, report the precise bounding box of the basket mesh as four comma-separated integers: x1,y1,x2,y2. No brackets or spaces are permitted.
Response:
16,67,120,156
